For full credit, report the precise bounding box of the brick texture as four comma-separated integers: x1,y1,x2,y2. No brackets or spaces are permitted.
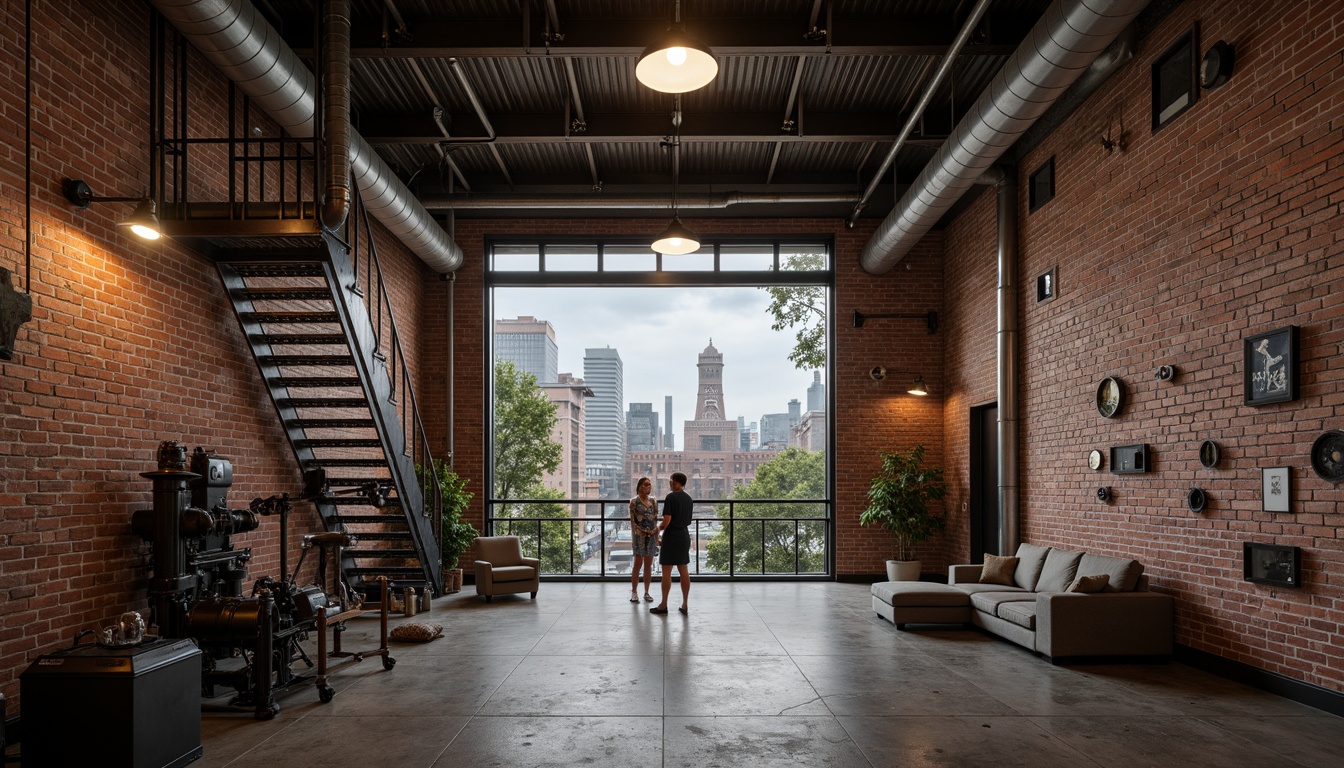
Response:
942,0,1344,691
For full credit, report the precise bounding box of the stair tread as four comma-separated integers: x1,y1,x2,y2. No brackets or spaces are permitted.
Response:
330,514,410,525
347,566,426,575
308,459,389,467
273,377,362,387
237,288,332,301
323,495,400,506
259,355,354,366
242,311,340,323
279,398,371,409
288,419,376,429
324,476,393,487
344,531,411,541
346,548,419,558
296,438,383,448
253,334,348,345
229,263,325,278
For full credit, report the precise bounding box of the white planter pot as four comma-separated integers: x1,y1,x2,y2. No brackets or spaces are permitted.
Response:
886,560,922,581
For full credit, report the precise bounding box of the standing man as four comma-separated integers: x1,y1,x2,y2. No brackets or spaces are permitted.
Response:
651,472,693,615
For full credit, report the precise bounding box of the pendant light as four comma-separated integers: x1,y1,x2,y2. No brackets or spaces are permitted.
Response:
636,1,718,94
652,98,701,255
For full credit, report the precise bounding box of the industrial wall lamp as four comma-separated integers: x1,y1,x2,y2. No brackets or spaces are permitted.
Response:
62,178,162,240
853,310,939,333
868,366,929,396
636,0,719,93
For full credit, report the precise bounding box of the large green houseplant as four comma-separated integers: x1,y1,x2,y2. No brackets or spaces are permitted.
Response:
859,445,947,581
422,461,477,592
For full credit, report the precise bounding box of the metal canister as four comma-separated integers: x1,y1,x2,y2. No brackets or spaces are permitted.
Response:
402,587,418,616
420,589,433,612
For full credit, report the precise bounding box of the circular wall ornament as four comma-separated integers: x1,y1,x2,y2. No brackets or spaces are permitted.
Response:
1187,487,1208,513
1096,486,1111,502
1088,449,1104,471
1310,430,1344,484
1199,440,1220,469
1096,377,1123,418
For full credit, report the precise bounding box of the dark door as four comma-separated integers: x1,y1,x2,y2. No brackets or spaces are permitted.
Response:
968,404,999,563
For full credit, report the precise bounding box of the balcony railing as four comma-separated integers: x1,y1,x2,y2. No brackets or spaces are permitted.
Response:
487,498,830,577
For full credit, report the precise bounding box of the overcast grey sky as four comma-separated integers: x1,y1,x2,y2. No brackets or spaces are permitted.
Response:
493,286,824,435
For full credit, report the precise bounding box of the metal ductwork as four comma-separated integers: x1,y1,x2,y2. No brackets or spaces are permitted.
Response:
320,0,350,231
148,0,462,273
859,0,1151,274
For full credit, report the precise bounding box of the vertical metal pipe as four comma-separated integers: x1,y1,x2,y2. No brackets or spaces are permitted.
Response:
321,0,351,230
995,172,1020,555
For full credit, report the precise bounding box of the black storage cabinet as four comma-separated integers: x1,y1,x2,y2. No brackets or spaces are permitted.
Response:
20,637,203,768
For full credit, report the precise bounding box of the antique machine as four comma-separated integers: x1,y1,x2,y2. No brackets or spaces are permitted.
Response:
132,440,392,719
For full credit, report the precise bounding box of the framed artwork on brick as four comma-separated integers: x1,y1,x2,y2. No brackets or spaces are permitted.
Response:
1243,542,1300,587
1243,325,1298,406
1261,467,1290,513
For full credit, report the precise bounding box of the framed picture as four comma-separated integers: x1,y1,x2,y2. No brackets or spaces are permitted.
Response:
1152,27,1199,131
1243,542,1300,587
1261,467,1290,512
1243,325,1298,405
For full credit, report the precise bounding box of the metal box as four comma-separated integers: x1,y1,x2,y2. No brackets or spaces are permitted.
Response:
20,637,203,768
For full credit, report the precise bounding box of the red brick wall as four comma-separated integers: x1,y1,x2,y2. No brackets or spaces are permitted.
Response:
942,0,1344,691
0,0,430,707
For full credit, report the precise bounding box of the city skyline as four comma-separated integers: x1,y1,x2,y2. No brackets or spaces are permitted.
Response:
493,286,824,433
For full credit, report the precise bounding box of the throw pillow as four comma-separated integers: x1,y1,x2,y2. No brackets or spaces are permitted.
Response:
979,554,1019,585
1067,574,1110,593
389,622,444,642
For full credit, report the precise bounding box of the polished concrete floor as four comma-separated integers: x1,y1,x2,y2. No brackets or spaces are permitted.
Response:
196,582,1344,767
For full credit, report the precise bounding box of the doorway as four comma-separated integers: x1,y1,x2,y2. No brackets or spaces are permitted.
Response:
968,403,999,563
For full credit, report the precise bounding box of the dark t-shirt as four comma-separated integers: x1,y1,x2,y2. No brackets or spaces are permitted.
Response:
662,489,693,531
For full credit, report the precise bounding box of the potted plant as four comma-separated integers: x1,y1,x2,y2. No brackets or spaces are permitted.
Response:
422,461,476,593
859,445,947,581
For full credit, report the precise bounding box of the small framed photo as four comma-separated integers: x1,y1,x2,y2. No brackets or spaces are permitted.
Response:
1243,325,1298,406
1261,467,1291,512
1243,542,1300,587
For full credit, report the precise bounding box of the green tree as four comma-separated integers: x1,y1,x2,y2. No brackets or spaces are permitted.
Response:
706,447,826,574
763,251,827,371
491,360,580,573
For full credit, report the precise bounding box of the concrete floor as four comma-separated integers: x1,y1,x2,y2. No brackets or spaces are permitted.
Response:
196,582,1344,767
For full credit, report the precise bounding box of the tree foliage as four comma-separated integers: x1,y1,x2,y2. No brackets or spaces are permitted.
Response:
492,360,563,501
763,251,827,371
705,447,826,574
859,445,946,561
491,360,578,572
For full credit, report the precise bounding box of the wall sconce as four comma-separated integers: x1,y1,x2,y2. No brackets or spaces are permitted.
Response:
63,178,162,240
869,367,928,395
853,310,938,334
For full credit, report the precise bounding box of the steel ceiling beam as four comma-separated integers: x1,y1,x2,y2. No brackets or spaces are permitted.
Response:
291,16,1029,58
358,111,951,146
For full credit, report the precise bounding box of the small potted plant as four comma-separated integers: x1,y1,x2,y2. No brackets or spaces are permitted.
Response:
860,445,947,581
422,461,476,593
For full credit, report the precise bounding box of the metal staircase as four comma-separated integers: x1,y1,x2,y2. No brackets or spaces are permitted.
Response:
213,231,443,598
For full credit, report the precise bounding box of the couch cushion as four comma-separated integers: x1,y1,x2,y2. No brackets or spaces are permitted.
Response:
996,600,1037,631
954,583,1030,596
1035,548,1084,593
970,591,1036,616
1076,553,1145,592
871,582,970,608
1067,574,1110,593
1013,543,1051,591
979,554,1019,586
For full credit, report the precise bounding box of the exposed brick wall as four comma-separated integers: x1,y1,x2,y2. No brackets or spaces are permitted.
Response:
942,0,1344,691
0,0,430,708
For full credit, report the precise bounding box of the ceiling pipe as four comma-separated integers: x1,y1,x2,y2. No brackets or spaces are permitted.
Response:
418,192,862,211
847,0,993,225
319,0,350,231
147,0,463,273
859,0,1151,274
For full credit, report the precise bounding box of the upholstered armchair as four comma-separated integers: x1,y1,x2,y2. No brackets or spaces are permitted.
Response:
474,535,540,602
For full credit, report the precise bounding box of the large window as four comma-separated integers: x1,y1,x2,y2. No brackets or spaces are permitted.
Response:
487,237,833,578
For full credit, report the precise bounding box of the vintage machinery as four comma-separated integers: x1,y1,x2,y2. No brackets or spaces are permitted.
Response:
132,440,392,719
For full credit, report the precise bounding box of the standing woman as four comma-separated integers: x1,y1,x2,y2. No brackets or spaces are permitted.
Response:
628,477,659,603
651,472,693,615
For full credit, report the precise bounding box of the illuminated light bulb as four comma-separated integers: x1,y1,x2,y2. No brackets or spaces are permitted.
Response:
666,46,687,66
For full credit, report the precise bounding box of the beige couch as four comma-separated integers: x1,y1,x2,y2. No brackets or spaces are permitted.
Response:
871,543,1173,662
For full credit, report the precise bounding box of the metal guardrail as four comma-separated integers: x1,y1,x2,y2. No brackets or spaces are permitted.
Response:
487,497,830,577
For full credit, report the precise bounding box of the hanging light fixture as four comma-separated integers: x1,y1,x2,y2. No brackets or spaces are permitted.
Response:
652,98,701,255
636,0,718,93
908,375,929,396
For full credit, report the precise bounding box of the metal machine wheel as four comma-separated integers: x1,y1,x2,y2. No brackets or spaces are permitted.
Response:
383,656,396,671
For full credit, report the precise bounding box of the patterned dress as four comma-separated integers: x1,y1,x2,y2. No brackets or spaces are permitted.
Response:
629,496,660,557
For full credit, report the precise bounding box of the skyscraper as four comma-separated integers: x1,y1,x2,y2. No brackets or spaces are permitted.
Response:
494,316,558,383
627,403,660,452
807,370,825,412
664,396,675,450
583,347,625,495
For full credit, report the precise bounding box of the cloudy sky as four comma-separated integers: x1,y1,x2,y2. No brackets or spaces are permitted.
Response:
494,286,824,435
